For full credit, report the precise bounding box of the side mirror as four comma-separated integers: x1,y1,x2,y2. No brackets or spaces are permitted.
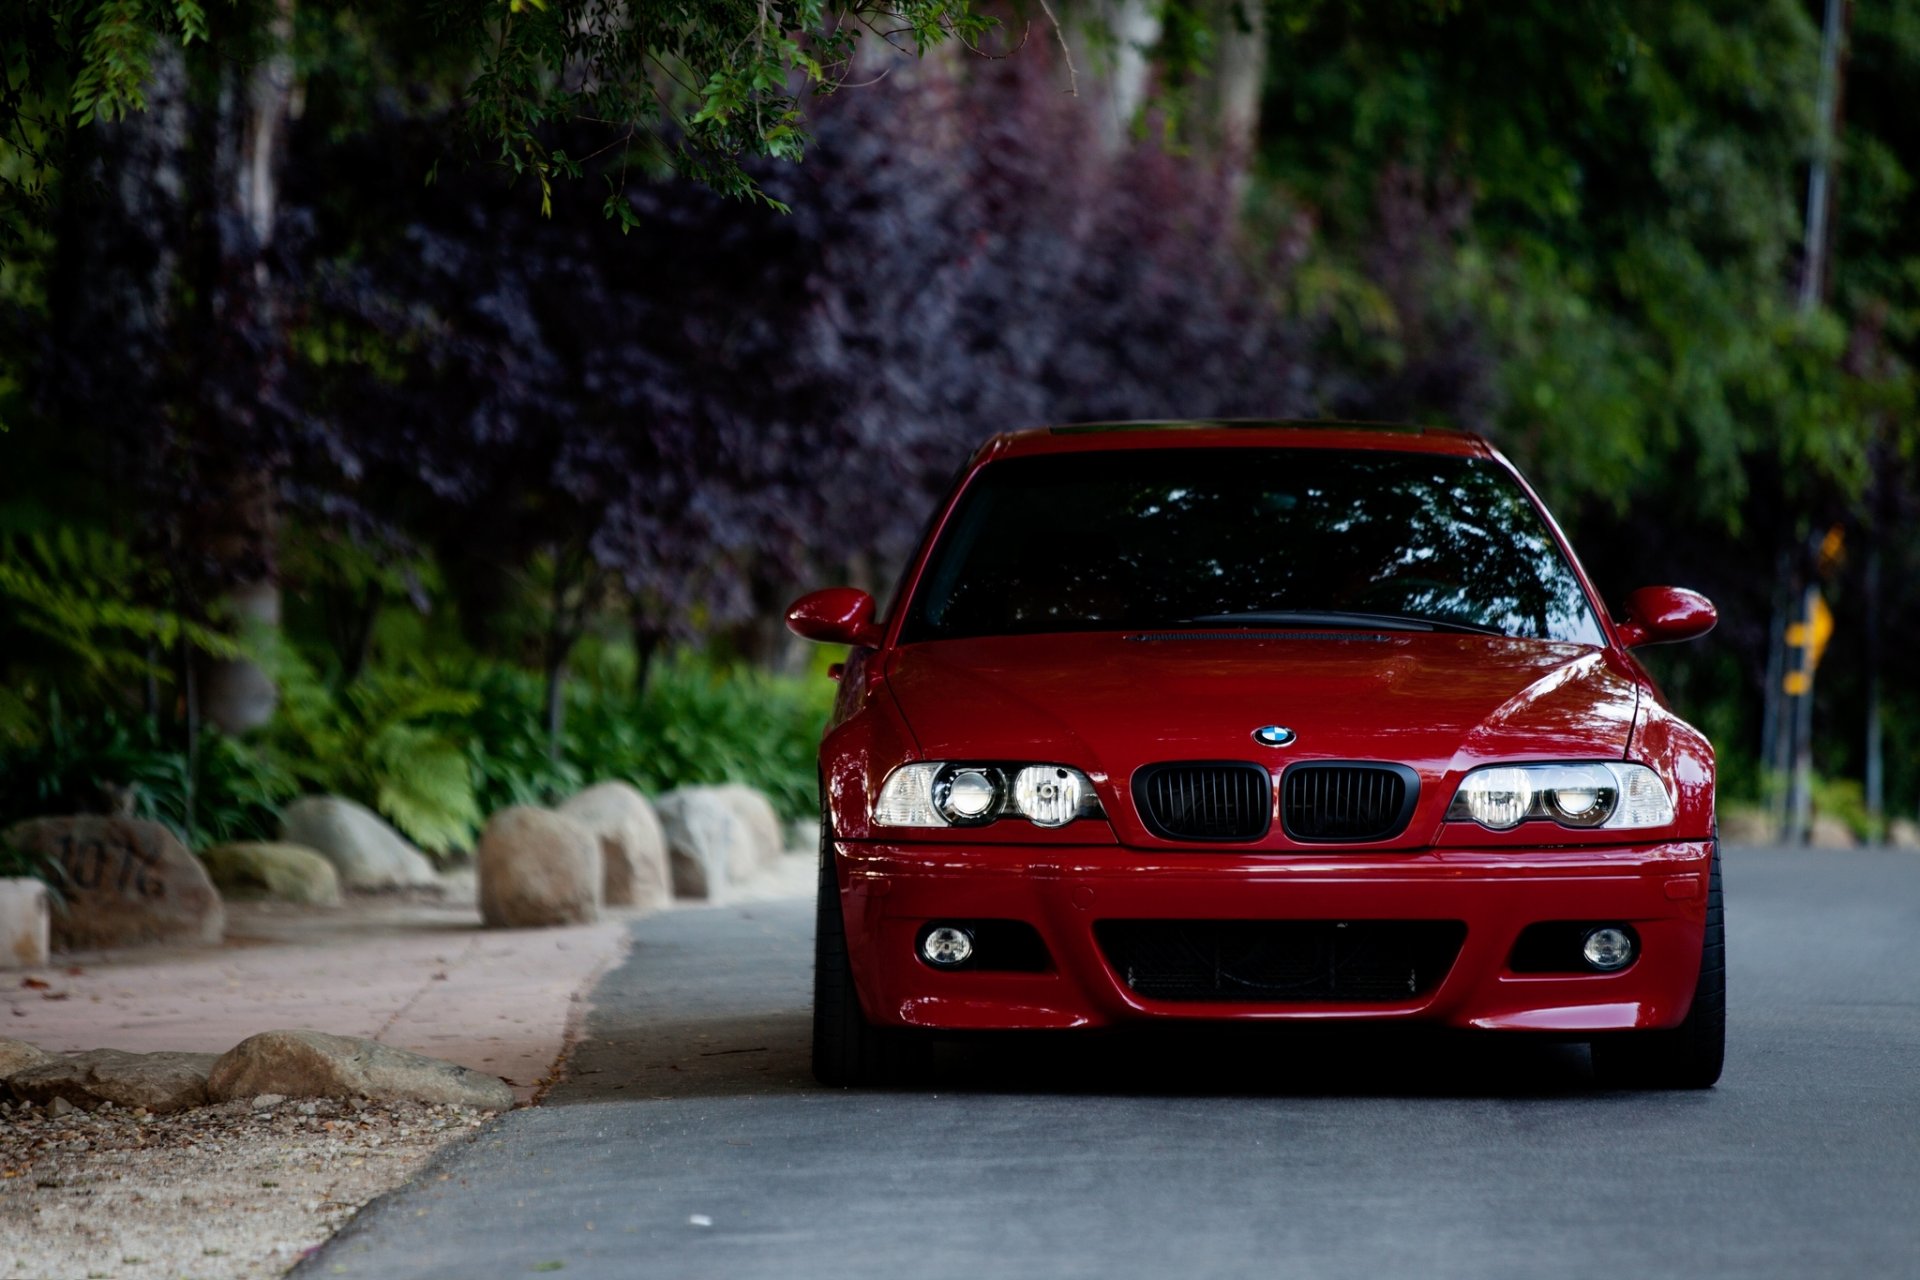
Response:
1616,586,1717,648
786,588,884,648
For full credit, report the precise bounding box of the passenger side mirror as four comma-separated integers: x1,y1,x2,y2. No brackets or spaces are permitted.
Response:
1616,586,1717,648
786,588,885,648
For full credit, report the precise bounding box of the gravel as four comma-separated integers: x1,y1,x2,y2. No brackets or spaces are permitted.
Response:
0,1094,495,1279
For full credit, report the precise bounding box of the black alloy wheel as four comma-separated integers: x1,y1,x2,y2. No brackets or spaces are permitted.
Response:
1589,842,1726,1089
812,812,928,1086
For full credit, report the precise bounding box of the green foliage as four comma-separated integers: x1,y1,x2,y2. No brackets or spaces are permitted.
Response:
444,0,996,216
455,659,584,814
457,649,831,821
268,645,484,856
1258,0,1915,529
564,653,832,820
0,830,62,901
0,528,240,745
1812,773,1875,841
0,709,293,848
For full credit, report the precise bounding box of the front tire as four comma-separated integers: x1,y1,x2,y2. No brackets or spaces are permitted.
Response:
812,820,926,1086
1590,843,1726,1089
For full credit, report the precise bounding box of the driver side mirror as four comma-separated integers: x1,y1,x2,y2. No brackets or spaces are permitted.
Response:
1616,586,1717,648
786,588,885,648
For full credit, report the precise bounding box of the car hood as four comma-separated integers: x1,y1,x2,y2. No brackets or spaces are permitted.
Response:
886,630,1640,788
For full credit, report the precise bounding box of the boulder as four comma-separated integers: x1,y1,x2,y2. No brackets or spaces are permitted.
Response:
1716,806,1774,847
475,807,601,928
559,782,671,911
655,788,756,900
207,1029,513,1110
712,783,786,871
200,842,343,906
280,796,439,891
2,817,223,951
0,877,51,968
7,1048,217,1113
1809,813,1858,849
1887,818,1920,851
0,1038,56,1081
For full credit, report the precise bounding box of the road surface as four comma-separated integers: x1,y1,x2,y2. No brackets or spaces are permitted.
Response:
304,847,1920,1279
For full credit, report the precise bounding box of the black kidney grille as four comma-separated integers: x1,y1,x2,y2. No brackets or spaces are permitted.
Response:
1280,763,1419,842
1133,763,1272,841
1097,919,1467,1003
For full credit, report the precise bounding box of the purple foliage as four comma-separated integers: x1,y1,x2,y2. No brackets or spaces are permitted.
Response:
278,49,1328,644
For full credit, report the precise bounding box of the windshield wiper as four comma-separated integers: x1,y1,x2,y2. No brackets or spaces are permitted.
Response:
1180,610,1508,637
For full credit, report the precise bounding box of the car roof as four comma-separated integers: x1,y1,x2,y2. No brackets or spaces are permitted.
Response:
974,419,1495,464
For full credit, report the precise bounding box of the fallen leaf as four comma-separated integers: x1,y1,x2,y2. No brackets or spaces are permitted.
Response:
19,978,50,990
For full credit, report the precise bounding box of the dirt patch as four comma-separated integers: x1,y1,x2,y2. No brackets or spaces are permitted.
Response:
0,1095,493,1279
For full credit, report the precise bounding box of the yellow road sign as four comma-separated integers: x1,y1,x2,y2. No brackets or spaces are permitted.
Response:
1783,590,1834,695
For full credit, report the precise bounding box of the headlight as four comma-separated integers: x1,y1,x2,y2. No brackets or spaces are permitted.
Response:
874,762,1103,829
1447,762,1673,831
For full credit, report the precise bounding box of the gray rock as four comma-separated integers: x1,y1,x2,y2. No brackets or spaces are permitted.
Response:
1716,806,1774,847
711,784,786,871
207,1029,513,1111
0,1037,56,1081
476,807,601,928
1810,813,1858,849
559,782,671,911
7,1048,218,1113
47,1095,74,1118
655,788,755,901
2,817,223,951
1888,817,1920,850
200,841,343,906
0,877,51,968
280,797,440,891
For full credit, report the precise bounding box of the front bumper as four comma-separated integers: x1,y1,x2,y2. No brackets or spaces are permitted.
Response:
835,840,1713,1033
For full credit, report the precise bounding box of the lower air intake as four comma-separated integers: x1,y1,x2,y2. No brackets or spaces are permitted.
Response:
1097,919,1467,1003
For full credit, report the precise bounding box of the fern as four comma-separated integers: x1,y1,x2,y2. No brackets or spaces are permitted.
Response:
0,529,240,718
264,642,483,857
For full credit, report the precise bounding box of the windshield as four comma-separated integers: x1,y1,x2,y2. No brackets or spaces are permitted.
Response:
900,448,1605,645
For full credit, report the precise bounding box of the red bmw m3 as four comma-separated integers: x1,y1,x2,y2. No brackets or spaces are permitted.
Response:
788,421,1723,1089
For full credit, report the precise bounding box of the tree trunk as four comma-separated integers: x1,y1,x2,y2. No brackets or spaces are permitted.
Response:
196,0,297,734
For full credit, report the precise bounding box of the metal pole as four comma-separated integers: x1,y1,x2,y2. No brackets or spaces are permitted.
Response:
1760,551,1789,822
1788,584,1819,845
1798,0,1848,312
1865,543,1884,837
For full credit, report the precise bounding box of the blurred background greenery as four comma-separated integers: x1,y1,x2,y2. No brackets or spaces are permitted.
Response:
1,0,1916,853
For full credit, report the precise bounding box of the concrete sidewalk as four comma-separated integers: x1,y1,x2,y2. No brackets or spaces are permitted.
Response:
4,853,816,1105
3,893,630,1105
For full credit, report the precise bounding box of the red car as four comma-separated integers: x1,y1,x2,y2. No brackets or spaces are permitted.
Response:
788,421,1723,1089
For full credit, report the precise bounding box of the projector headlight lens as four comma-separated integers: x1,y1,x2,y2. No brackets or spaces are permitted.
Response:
1448,762,1672,831
935,767,1001,825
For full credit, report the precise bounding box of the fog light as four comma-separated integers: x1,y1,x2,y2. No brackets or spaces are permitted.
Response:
1581,926,1635,972
921,925,974,967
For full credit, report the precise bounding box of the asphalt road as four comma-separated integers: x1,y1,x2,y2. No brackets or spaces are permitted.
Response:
304,847,1920,1279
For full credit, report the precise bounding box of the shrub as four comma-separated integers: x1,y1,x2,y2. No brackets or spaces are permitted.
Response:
0,710,292,848
267,646,485,857
562,653,831,820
